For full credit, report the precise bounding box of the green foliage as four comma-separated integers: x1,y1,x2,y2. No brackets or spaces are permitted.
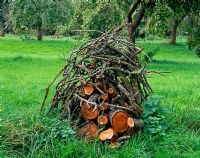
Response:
146,4,171,37
187,26,200,49
82,1,122,38
194,45,200,57
147,0,200,38
142,96,169,135
162,0,200,18
67,1,123,38
0,0,12,35
12,0,74,35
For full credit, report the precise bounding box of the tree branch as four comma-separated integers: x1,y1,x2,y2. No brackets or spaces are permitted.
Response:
126,0,156,43
132,2,146,30
127,0,142,23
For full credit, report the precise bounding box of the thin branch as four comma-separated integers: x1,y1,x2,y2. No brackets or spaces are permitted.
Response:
71,29,105,34
40,70,63,113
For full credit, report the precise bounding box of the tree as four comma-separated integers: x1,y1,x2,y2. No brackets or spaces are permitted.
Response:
12,0,73,40
68,0,122,38
145,0,200,45
186,15,200,48
185,3,200,49
83,1,122,38
145,4,171,37
161,0,200,45
116,0,156,43
69,0,156,41
0,0,12,37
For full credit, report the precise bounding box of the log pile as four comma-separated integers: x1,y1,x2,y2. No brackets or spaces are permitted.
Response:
43,31,153,145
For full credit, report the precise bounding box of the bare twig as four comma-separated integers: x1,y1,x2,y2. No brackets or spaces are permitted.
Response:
40,70,63,113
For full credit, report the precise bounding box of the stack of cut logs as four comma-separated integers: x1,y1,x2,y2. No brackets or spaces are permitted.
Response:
44,31,152,146
77,78,144,145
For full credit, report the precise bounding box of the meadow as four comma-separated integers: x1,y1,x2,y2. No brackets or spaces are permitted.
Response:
0,35,200,158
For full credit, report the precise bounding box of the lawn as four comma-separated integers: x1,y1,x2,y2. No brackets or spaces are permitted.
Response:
0,36,200,158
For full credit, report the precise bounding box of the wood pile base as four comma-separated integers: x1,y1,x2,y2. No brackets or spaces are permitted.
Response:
44,31,153,146
76,78,145,144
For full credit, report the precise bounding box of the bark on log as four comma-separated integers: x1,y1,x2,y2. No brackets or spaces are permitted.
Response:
79,123,98,140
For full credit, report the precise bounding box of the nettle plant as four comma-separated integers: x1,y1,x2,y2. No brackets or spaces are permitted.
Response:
142,96,169,135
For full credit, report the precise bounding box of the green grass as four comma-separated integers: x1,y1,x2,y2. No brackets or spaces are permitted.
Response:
0,35,80,58
0,36,200,158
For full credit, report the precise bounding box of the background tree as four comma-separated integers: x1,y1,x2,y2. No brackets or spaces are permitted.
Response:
158,0,200,45
69,0,156,41
165,0,189,44
83,1,122,38
145,0,200,45
12,0,73,40
146,3,171,37
68,0,122,38
0,0,12,37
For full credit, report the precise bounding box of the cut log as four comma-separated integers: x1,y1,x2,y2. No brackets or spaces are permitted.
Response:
84,85,94,95
80,103,99,120
100,102,109,110
98,115,108,125
100,94,109,101
109,110,129,133
108,82,118,97
79,123,98,140
127,117,134,128
108,87,114,94
99,128,114,141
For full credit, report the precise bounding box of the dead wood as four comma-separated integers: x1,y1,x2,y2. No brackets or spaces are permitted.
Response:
43,29,153,143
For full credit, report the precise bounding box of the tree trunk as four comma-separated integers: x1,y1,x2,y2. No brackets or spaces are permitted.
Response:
37,21,43,41
127,0,142,43
0,29,5,37
169,20,178,45
128,24,136,43
126,1,155,43
169,15,185,45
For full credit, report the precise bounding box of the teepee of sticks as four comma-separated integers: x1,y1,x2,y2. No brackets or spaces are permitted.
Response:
41,30,153,145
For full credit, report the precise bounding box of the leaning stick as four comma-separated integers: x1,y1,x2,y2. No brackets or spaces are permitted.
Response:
40,69,63,113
